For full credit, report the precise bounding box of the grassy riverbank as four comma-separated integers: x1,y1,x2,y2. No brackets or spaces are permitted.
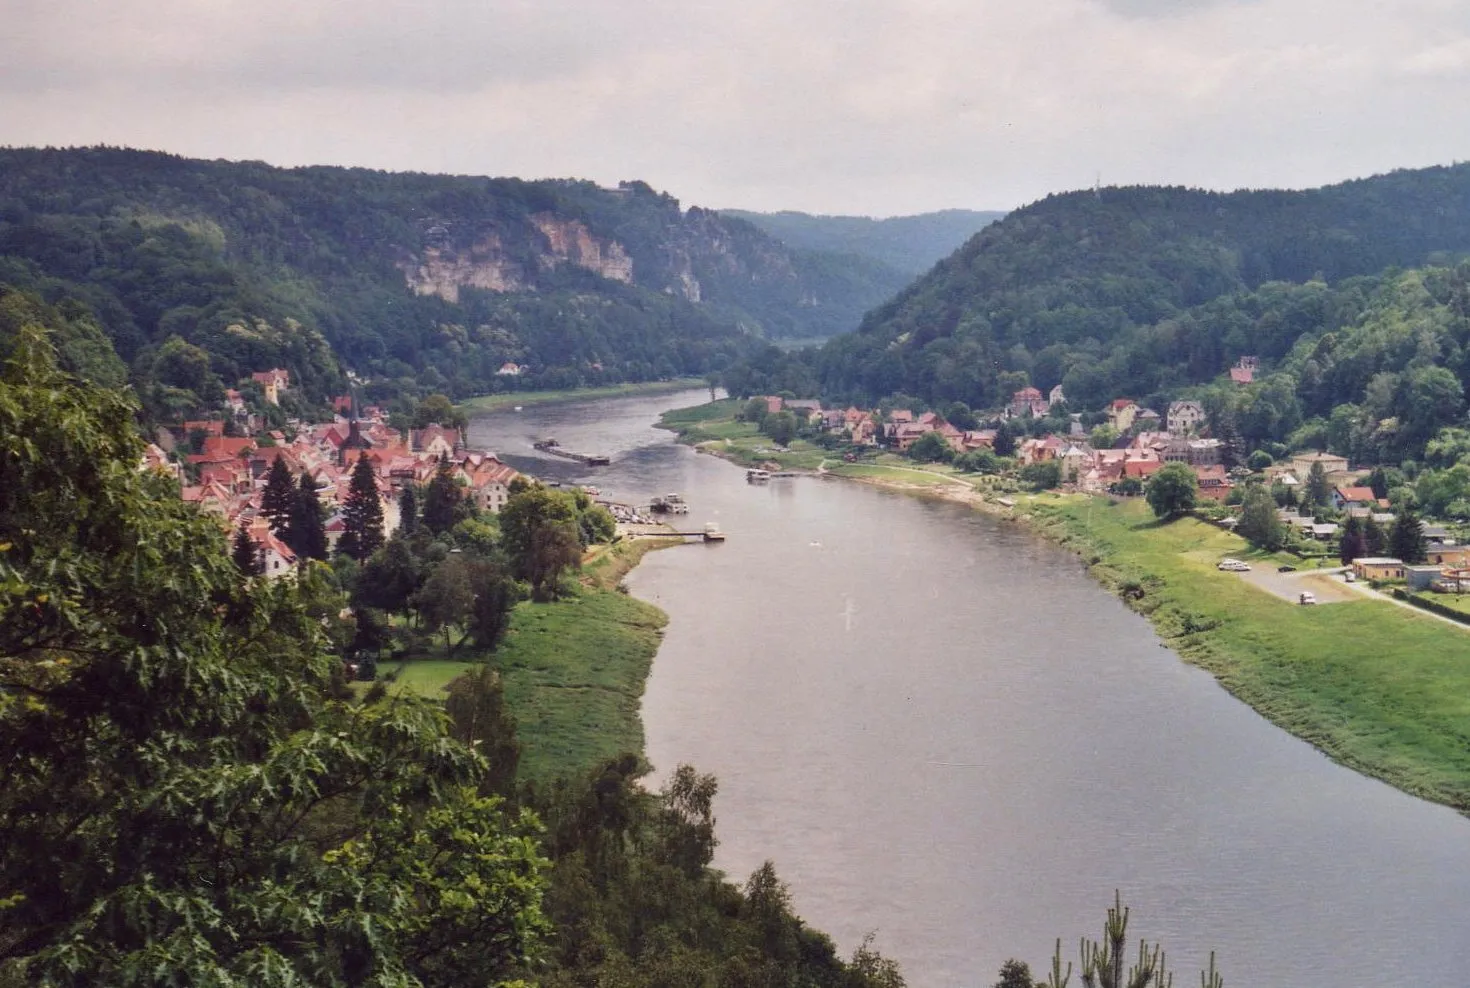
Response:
659,400,1000,491
661,399,1470,812
373,539,672,781
1024,496,1470,812
459,378,707,414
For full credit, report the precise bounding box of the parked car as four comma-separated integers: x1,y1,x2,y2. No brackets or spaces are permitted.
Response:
1344,571,1357,583
1278,564,1296,573
1299,592,1318,605
1216,558,1251,572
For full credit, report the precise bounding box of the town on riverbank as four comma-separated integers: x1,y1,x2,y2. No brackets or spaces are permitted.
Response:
660,391,1470,815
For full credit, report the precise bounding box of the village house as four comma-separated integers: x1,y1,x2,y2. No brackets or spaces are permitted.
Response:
411,424,462,459
250,368,291,405
1166,400,1205,436
1192,464,1234,502
1008,387,1049,418
497,362,523,376
962,429,997,450
1106,399,1139,433
1230,356,1258,385
1048,384,1066,407
1426,545,1470,568
784,399,822,423
246,518,298,579
1332,486,1378,511
139,443,184,483
1353,557,1405,581
1290,451,1350,478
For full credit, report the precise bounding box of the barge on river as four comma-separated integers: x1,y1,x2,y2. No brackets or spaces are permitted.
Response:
532,438,611,466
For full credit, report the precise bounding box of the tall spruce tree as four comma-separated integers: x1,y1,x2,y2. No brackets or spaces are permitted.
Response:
1305,460,1332,508
1390,507,1427,563
422,454,465,535
399,484,419,536
337,456,385,561
231,521,264,576
1339,514,1368,565
288,472,328,561
260,456,295,536
1364,514,1388,556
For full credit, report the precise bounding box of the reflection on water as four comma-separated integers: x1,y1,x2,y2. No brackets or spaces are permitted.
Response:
471,391,1470,988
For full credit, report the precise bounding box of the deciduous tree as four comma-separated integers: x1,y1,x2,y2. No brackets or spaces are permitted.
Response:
500,485,585,601
423,454,467,534
0,329,549,985
1237,483,1284,549
1146,462,1198,518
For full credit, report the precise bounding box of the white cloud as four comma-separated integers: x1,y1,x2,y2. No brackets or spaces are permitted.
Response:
2,0,1469,214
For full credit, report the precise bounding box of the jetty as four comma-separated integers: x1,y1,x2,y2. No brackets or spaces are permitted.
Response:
532,438,611,466
663,523,726,543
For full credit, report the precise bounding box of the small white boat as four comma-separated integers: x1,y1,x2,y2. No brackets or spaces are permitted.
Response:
513,405,523,412
747,469,771,482
702,522,726,542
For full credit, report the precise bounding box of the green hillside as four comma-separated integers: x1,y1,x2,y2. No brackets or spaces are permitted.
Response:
721,207,1005,275
0,147,912,417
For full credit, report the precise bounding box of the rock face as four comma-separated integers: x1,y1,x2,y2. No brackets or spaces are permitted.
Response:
531,214,634,283
399,216,635,303
399,234,526,303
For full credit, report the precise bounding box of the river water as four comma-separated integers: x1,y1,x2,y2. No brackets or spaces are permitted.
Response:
471,390,1470,988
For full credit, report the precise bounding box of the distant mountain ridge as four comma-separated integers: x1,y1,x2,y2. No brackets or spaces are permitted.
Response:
815,164,1470,412
0,147,911,414
720,208,1006,275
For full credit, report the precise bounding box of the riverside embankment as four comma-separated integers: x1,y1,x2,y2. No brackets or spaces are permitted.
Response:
477,389,1470,988
659,401,1470,815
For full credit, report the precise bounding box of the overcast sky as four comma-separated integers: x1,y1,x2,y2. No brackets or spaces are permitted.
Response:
5,0,1470,216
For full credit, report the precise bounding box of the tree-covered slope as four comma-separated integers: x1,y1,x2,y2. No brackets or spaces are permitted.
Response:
0,147,901,406
721,207,1005,275
819,165,1470,410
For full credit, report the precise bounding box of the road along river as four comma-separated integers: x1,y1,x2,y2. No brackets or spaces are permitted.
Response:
471,389,1470,988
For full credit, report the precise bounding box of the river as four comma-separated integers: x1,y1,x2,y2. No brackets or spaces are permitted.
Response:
470,389,1470,988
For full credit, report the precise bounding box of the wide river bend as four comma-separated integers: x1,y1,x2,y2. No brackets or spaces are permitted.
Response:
471,390,1470,988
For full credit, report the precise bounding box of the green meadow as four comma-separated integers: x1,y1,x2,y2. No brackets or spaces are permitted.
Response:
1027,496,1470,813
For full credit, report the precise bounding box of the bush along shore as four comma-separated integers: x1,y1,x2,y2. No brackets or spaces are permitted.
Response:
660,400,1470,815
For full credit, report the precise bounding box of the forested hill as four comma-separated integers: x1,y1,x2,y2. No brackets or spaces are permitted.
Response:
721,208,1005,275
818,164,1470,411
0,147,900,411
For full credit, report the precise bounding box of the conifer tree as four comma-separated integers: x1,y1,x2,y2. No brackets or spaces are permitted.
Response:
336,455,384,561
231,521,264,576
1390,507,1427,563
1364,514,1387,556
1339,514,1367,565
422,454,465,535
399,484,419,536
289,472,328,561
1306,460,1332,508
260,456,295,536
1368,466,1390,500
